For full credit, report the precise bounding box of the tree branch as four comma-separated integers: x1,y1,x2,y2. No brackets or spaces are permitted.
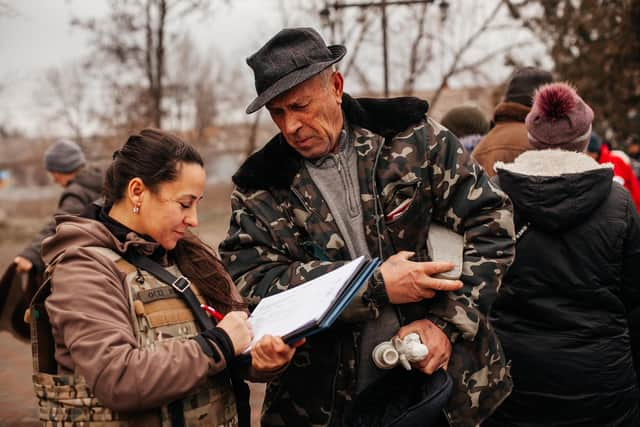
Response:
430,1,505,109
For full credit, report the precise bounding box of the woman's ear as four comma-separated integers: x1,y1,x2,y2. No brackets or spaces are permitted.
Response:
127,177,146,208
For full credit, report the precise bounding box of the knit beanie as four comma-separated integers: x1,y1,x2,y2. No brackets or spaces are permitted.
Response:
441,105,490,139
504,67,553,107
44,140,86,173
525,82,594,152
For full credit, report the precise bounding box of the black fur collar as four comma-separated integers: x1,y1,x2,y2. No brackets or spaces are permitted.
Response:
232,93,429,190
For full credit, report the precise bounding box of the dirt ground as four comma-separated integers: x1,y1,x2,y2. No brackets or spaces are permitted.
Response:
0,183,266,426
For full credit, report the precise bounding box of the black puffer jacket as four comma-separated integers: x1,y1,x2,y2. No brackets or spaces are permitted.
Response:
486,150,640,426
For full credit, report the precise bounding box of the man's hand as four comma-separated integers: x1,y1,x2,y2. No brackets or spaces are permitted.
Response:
13,256,33,273
380,251,463,304
251,335,304,371
397,319,451,374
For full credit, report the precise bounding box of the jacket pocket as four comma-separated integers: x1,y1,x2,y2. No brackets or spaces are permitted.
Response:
382,178,431,255
382,178,421,224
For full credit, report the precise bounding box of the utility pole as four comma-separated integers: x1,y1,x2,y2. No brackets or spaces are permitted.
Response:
320,0,449,97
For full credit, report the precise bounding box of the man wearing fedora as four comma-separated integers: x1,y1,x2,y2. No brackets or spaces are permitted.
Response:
220,27,515,426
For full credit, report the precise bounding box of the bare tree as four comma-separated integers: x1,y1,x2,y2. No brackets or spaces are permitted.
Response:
504,0,640,143
164,34,199,133
337,10,376,92
0,79,9,138
193,79,217,139
72,0,227,130
401,3,434,95
0,1,15,17
163,34,245,145
0,2,18,137
277,1,378,91
426,1,537,109
39,65,93,144
289,0,541,110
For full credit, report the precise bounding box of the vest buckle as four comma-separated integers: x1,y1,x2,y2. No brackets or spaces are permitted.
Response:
171,276,191,293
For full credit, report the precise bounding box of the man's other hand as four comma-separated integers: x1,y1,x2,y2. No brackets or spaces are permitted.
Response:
251,335,304,371
380,251,463,304
397,319,451,375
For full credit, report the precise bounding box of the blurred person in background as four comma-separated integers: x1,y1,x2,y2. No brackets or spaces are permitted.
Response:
485,82,640,426
626,135,640,161
473,66,553,175
13,139,103,274
586,131,640,213
1,140,103,340
625,134,640,179
441,105,490,153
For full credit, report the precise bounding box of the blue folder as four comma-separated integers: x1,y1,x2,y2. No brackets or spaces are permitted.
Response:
283,257,381,344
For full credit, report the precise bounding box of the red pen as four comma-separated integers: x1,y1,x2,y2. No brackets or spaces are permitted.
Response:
200,304,224,321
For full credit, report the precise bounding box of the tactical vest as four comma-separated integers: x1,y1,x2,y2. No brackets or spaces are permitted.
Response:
28,247,238,426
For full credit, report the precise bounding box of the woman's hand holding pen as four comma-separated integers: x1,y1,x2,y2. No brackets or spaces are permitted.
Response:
204,305,303,368
217,311,253,356
251,336,305,371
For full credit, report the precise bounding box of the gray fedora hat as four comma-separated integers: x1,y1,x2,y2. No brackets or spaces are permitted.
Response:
245,27,346,114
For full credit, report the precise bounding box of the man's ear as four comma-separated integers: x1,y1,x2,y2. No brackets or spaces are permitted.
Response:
332,71,344,102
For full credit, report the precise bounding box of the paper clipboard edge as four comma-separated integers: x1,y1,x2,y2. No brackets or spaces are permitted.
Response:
283,258,381,345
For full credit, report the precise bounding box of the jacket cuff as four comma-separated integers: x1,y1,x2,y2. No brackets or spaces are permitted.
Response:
243,360,290,383
362,267,390,313
205,327,235,364
19,249,44,272
194,327,236,370
193,335,222,361
425,314,460,344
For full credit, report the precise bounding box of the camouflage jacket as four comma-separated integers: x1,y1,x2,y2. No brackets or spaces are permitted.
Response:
220,94,516,427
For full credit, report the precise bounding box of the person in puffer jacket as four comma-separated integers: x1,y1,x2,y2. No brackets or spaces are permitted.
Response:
485,83,640,426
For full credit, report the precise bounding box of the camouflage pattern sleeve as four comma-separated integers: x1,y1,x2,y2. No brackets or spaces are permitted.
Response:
424,118,515,342
219,187,349,305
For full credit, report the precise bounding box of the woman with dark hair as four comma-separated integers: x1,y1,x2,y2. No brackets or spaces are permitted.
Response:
34,129,297,426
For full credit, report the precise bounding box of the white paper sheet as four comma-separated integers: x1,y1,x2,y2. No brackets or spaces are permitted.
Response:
244,256,366,351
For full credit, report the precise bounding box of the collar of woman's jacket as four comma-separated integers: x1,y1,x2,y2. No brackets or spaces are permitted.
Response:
232,93,429,191
84,203,168,262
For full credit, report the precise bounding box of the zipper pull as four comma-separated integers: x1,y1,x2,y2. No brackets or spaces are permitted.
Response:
333,153,341,171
